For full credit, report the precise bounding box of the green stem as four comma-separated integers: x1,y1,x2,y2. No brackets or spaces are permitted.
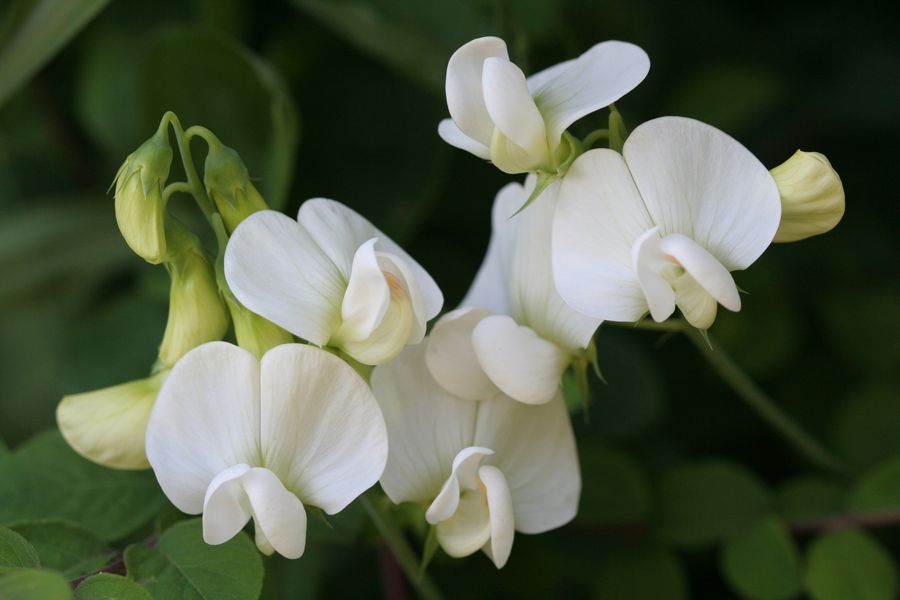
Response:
581,128,610,149
161,112,216,226
609,319,849,476
360,492,443,600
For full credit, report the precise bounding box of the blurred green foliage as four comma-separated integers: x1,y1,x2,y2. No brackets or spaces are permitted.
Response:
0,0,898,598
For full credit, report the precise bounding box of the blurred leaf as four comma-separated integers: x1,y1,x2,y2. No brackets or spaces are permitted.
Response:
10,519,113,579
657,460,771,547
820,286,900,375
595,545,687,600
0,527,40,572
0,568,71,600
776,477,845,523
804,530,897,600
0,0,112,107
833,385,900,469
75,573,153,600
720,515,802,600
577,442,652,526
848,456,900,516
125,519,263,600
0,431,165,541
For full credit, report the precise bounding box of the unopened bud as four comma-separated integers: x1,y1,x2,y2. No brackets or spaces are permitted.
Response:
771,150,845,243
113,129,173,263
57,370,167,470
158,224,229,368
225,296,293,358
204,143,268,233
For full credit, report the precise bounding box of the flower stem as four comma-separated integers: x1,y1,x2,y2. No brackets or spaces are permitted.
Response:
581,128,610,149
160,112,216,226
360,491,443,600
609,319,849,476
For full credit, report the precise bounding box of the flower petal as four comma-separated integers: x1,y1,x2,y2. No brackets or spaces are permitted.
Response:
632,227,676,323
259,344,387,514
242,467,308,559
426,446,493,524
479,465,515,569
445,36,509,147
225,210,343,346
202,463,253,546
623,116,781,270
372,344,478,505
471,315,568,405
553,149,654,322
435,489,491,558
672,271,719,330
659,233,740,311
338,239,390,343
438,119,490,160
482,57,548,161
474,392,580,534
146,342,261,514
425,308,499,401
531,41,650,144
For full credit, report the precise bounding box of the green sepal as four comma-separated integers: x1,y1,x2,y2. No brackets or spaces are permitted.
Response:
608,105,629,153
418,525,439,582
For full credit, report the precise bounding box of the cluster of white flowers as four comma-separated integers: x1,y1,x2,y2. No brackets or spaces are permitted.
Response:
60,36,845,569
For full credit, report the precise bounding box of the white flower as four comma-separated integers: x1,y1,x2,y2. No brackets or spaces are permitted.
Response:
426,177,600,405
224,199,443,365
372,344,580,569
552,116,781,330
145,342,388,559
438,37,649,174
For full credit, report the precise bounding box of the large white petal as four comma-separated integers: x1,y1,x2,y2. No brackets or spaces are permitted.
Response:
425,308,499,401
146,342,261,514
474,392,580,534
623,116,781,270
496,178,601,349
259,344,387,515
438,119,490,160
225,210,343,346
445,37,509,147
426,447,493,524
298,198,443,321
552,149,654,321
482,57,548,161
371,344,477,505
338,239,390,343
459,185,515,317
479,465,515,569
471,315,568,406
531,41,650,145
242,467,307,559
525,59,574,94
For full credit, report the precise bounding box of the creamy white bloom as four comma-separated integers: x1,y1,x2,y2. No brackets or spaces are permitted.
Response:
438,37,649,174
553,116,781,330
770,150,845,243
145,342,388,559
426,177,600,405
224,199,443,365
373,345,580,569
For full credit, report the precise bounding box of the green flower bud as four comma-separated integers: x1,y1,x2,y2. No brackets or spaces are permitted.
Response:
225,295,293,359
204,143,268,233
57,370,167,470
157,223,230,368
113,130,173,263
771,150,845,243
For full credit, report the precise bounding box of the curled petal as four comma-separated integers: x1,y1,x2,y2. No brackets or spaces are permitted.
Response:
445,37,509,147
426,446,493,524
482,57,548,165
438,119,490,160
480,465,515,569
425,308,498,401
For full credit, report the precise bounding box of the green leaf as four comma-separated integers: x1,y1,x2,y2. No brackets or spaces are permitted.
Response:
10,519,113,579
577,442,651,526
0,431,165,541
595,545,688,600
720,515,802,600
833,385,900,469
776,477,845,523
804,530,898,600
0,527,40,572
848,456,900,515
0,568,71,600
75,573,152,600
0,0,112,107
125,519,263,600
657,460,771,547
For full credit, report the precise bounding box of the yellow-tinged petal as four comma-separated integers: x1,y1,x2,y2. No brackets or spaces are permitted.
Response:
771,150,845,242
57,370,167,470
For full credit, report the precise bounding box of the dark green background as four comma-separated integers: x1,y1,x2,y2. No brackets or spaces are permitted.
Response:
0,0,898,598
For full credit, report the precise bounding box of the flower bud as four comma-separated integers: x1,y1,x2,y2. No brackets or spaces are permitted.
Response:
57,370,167,469
770,150,845,243
113,130,173,263
204,143,268,233
157,224,230,368
224,295,293,359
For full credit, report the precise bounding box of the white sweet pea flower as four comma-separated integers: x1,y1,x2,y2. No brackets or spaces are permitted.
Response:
224,199,443,365
438,37,649,174
426,176,601,405
145,342,388,559
552,116,781,330
372,344,580,569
